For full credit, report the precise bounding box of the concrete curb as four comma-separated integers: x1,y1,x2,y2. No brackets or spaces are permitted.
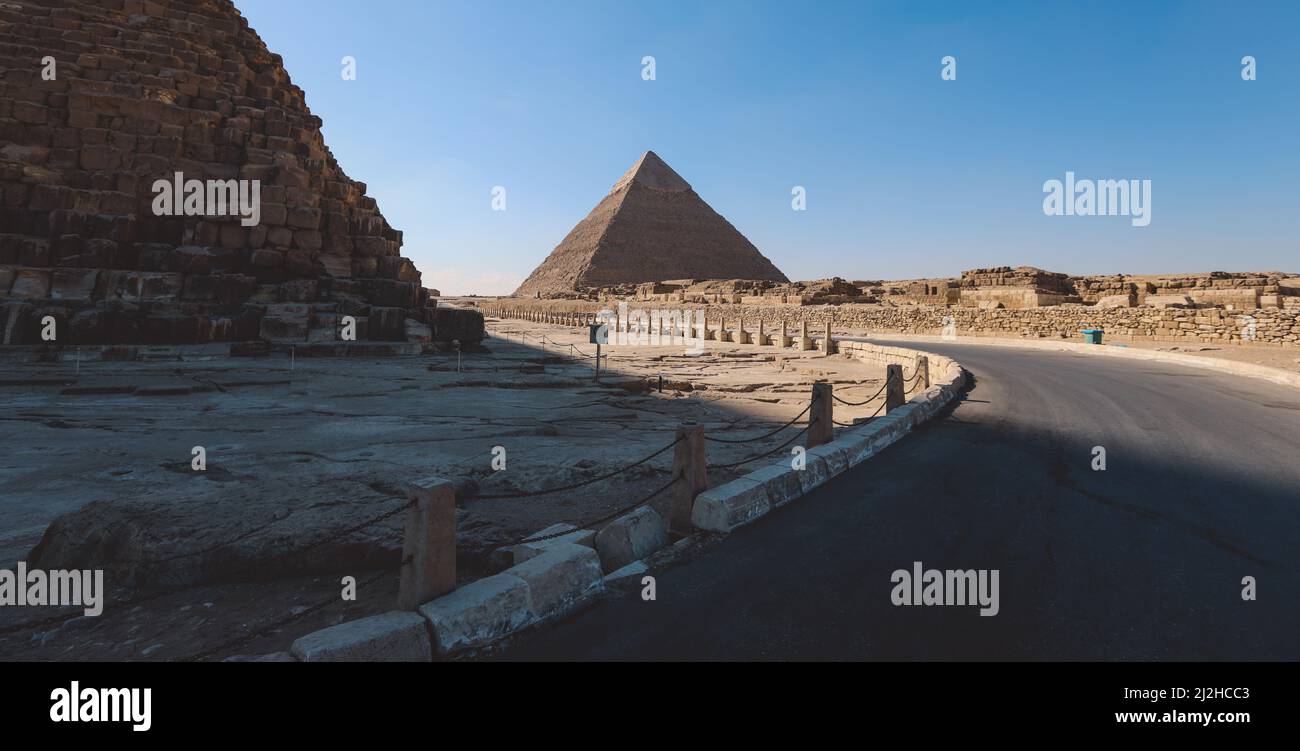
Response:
853,333,1300,391
418,542,603,656
692,340,967,533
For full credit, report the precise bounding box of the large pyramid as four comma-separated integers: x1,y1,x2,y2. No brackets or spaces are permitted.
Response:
0,0,481,346
514,151,788,296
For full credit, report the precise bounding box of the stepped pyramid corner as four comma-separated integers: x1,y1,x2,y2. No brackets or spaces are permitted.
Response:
0,0,481,347
514,151,788,297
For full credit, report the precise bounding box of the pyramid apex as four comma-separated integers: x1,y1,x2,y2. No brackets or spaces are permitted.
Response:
513,151,788,296
613,150,690,192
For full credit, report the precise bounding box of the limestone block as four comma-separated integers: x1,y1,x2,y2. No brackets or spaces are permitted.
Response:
743,462,804,508
290,611,431,662
495,523,595,568
506,542,604,619
805,443,850,478
691,477,771,533
432,307,485,343
50,268,99,301
259,303,310,342
1146,295,1194,309
419,573,532,655
367,306,405,341
593,507,669,572
9,269,51,299
404,317,432,343
1095,294,1134,309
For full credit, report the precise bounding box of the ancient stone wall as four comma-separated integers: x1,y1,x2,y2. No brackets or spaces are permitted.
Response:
480,300,1300,346
0,0,478,345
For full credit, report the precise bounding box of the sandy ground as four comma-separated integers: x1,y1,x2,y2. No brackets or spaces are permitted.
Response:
1113,339,1300,373
0,317,887,660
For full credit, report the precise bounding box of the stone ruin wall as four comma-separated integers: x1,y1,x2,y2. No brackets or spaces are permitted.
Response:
480,300,1300,347
0,0,482,346
556,268,1299,313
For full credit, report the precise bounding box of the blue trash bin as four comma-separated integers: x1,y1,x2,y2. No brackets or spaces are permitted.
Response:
1081,329,1104,345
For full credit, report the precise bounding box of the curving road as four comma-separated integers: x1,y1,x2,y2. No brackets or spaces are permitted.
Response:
501,340,1300,660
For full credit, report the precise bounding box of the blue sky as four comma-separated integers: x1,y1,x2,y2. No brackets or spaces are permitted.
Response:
239,0,1299,295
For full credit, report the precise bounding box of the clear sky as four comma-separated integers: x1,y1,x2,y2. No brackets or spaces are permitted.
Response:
239,0,1299,295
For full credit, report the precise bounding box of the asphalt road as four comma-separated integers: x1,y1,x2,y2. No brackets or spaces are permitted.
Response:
502,340,1300,660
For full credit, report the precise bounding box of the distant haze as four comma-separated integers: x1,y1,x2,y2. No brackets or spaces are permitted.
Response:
241,0,1300,295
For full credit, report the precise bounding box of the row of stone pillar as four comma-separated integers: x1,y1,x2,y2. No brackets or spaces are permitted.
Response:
491,307,840,355
495,308,600,328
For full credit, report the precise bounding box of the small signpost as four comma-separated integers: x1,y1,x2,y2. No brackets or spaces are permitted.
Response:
589,322,608,383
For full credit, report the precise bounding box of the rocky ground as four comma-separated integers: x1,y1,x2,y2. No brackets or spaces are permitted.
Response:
0,316,887,660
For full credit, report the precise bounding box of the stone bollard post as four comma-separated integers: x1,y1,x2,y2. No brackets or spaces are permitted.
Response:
885,364,905,412
399,477,457,610
671,423,707,534
809,382,833,448
916,356,930,389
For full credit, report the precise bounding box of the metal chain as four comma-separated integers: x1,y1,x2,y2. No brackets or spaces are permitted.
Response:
511,471,681,546
713,426,810,469
704,404,811,444
474,435,683,500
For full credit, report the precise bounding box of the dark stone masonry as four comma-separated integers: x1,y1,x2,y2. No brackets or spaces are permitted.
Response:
0,0,482,346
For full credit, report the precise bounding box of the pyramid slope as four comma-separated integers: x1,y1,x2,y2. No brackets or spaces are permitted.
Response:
515,152,788,296
0,0,480,345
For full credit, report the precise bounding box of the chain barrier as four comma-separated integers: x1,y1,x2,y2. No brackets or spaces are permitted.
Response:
713,426,810,469
473,435,683,500
0,499,417,639
511,471,682,546
703,404,811,444
832,375,891,407
184,557,411,662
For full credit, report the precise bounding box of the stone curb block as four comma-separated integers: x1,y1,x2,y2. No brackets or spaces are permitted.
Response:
506,542,604,620
419,572,532,656
417,543,605,656
594,507,669,573
743,462,805,508
289,611,431,662
691,477,771,533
